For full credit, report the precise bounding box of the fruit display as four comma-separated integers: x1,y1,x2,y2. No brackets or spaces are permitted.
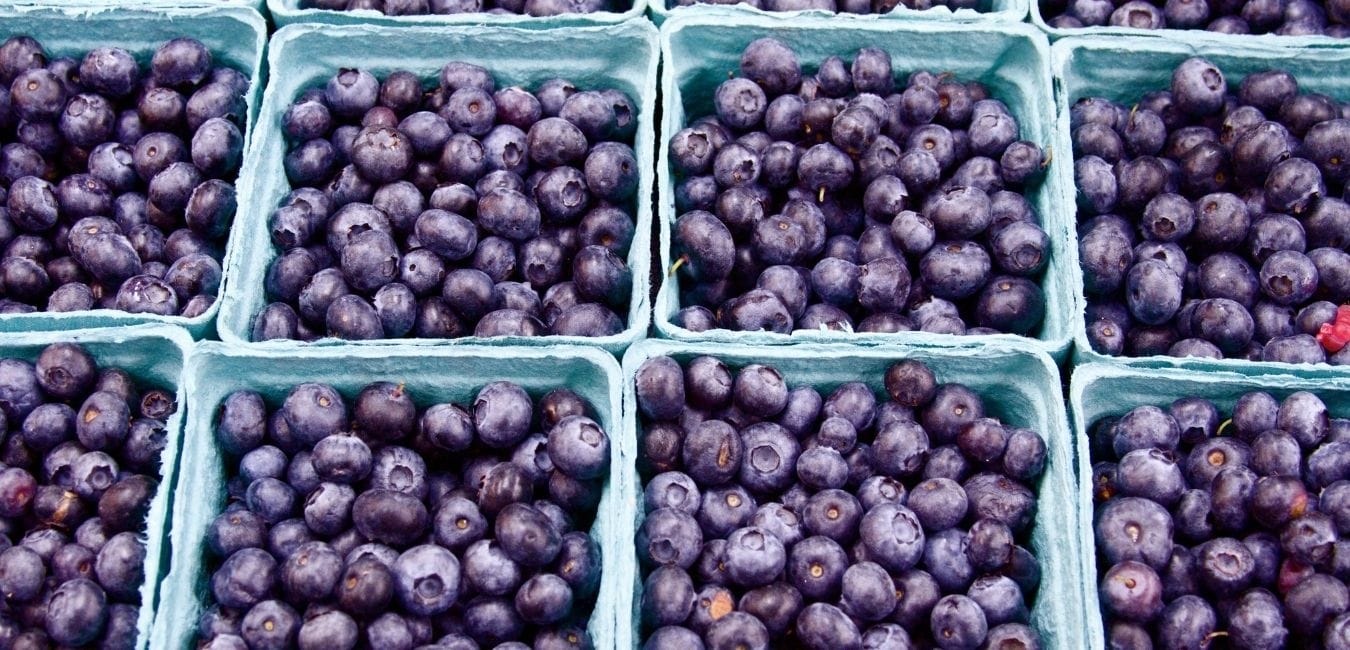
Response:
196,378,609,648
253,62,640,343
1073,56,1350,365
0,342,176,648
1088,389,1350,647
0,36,248,318
1040,0,1350,36
667,38,1052,339
634,354,1049,649
298,0,626,16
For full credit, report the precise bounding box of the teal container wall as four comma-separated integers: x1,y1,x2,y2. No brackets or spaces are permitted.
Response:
653,16,1077,362
1069,363,1350,649
1054,36,1350,377
0,5,267,339
0,325,192,650
150,343,630,650
215,21,659,354
619,340,1086,649
266,0,645,29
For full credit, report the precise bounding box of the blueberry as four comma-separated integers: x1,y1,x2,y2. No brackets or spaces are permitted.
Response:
553,531,601,600
1096,497,1173,569
1286,573,1349,631
639,564,696,627
643,626,703,650
795,602,861,650
704,611,769,650
281,383,347,446
927,594,987,650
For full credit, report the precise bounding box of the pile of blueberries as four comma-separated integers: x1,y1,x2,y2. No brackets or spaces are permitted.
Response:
668,39,1051,339
1075,57,1350,365
0,36,247,317
668,0,986,15
0,343,175,648
1090,392,1350,647
199,379,609,649
300,0,622,16
634,355,1048,649
1041,0,1350,36
255,62,639,342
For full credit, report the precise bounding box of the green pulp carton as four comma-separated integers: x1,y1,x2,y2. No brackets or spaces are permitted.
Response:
647,0,1028,26
0,0,267,11
0,324,192,650
1054,36,1350,377
1069,362,1350,649
654,15,1077,362
215,21,658,354
266,0,645,29
1030,1,1350,44
0,4,267,340
150,342,630,649
619,339,1085,649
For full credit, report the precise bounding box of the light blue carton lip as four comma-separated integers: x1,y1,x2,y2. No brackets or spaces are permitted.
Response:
648,0,1027,27
0,324,192,650
1054,36,1350,379
266,0,646,29
619,339,1086,650
1030,0,1350,45
0,4,267,340
151,342,632,650
215,21,659,355
653,15,1078,363
1069,362,1350,649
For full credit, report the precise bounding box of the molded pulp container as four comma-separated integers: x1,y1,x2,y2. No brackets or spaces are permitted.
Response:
7,0,269,13
1030,0,1350,44
654,15,1077,362
1054,36,1350,378
0,5,267,339
0,324,192,650
266,0,646,29
215,21,659,354
1069,362,1350,649
150,342,631,649
648,0,1028,27
618,339,1085,649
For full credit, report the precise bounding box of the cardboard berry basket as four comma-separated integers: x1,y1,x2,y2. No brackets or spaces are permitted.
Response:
1054,36,1350,378
618,339,1086,649
215,21,658,355
0,324,192,650
266,0,645,30
0,5,266,340
1030,0,1350,44
3,1,269,14
150,342,631,649
647,0,1027,27
1069,362,1350,649
653,15,1078,363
